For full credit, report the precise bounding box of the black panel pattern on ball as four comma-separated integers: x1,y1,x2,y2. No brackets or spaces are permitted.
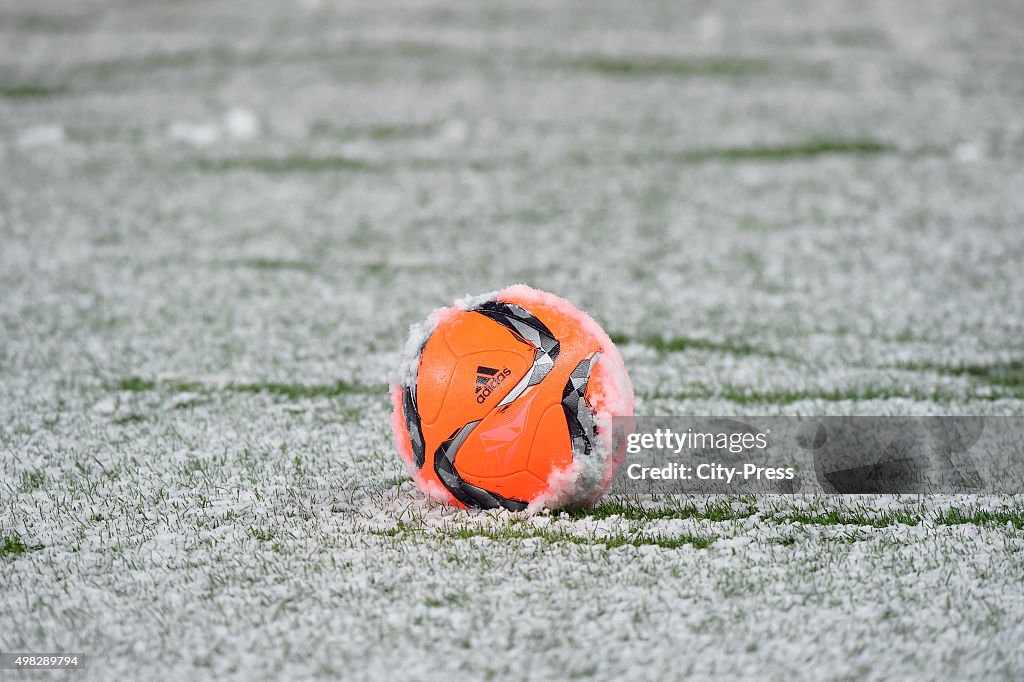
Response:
470,300,560,408
562,352,601,460
433,421,529,511
401,333,432,470
402,384,426,469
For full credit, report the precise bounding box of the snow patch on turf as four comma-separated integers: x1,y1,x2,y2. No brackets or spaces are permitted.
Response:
169,120,220,147
223,107,260,140
169,108,261,146
16,124,66,149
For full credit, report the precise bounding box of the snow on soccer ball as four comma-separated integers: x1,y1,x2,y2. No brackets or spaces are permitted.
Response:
390,285,634,510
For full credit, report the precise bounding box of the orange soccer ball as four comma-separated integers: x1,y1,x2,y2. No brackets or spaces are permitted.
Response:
390,285,634,510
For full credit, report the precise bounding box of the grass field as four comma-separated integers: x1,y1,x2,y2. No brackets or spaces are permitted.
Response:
2,0,1024,679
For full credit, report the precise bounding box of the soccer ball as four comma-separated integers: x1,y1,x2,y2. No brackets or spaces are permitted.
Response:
390,285,634,510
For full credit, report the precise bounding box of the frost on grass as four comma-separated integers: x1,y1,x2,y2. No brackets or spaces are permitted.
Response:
3,0,1024,680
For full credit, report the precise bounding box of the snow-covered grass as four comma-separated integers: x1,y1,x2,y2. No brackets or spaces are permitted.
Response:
2,0,1024,679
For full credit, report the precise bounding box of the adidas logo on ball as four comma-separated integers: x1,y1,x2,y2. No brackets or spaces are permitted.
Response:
475,365,512,403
